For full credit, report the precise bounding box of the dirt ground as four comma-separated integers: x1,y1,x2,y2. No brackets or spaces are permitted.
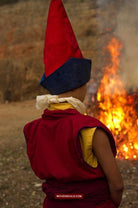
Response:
0,100,138,208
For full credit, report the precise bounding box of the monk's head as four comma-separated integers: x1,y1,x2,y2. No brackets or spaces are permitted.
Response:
58,83,87,102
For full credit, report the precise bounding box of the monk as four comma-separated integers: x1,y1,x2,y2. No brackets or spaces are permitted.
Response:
24,0,124,207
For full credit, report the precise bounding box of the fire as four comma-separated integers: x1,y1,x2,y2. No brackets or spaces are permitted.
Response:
97,38,138,160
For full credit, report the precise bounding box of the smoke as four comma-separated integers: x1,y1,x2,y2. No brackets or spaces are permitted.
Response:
115,0,138,91
96,0,138,91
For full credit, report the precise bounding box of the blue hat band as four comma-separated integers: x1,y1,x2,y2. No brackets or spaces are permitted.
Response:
40,57,91,95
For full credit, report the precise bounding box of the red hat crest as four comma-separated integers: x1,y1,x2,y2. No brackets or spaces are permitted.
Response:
44,0,83,77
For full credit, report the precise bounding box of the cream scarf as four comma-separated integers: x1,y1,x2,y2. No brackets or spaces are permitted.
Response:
36,94,86,114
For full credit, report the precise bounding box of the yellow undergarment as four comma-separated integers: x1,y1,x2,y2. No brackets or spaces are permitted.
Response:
49,102,98,168
80,128,98,168
50,102,75,111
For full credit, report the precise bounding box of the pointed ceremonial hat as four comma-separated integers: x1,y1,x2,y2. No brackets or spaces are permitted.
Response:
40,0,91,95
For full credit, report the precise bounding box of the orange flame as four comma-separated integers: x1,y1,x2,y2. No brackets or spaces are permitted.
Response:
97,38,138,160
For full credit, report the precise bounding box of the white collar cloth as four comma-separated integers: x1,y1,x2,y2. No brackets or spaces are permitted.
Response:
36,94,86,115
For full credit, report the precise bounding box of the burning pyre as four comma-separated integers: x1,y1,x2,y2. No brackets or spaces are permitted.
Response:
97,38,138,160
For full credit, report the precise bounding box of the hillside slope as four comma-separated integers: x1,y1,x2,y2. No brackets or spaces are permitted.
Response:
0,0,117,102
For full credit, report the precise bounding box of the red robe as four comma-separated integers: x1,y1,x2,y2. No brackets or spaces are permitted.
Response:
24,109,117,208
